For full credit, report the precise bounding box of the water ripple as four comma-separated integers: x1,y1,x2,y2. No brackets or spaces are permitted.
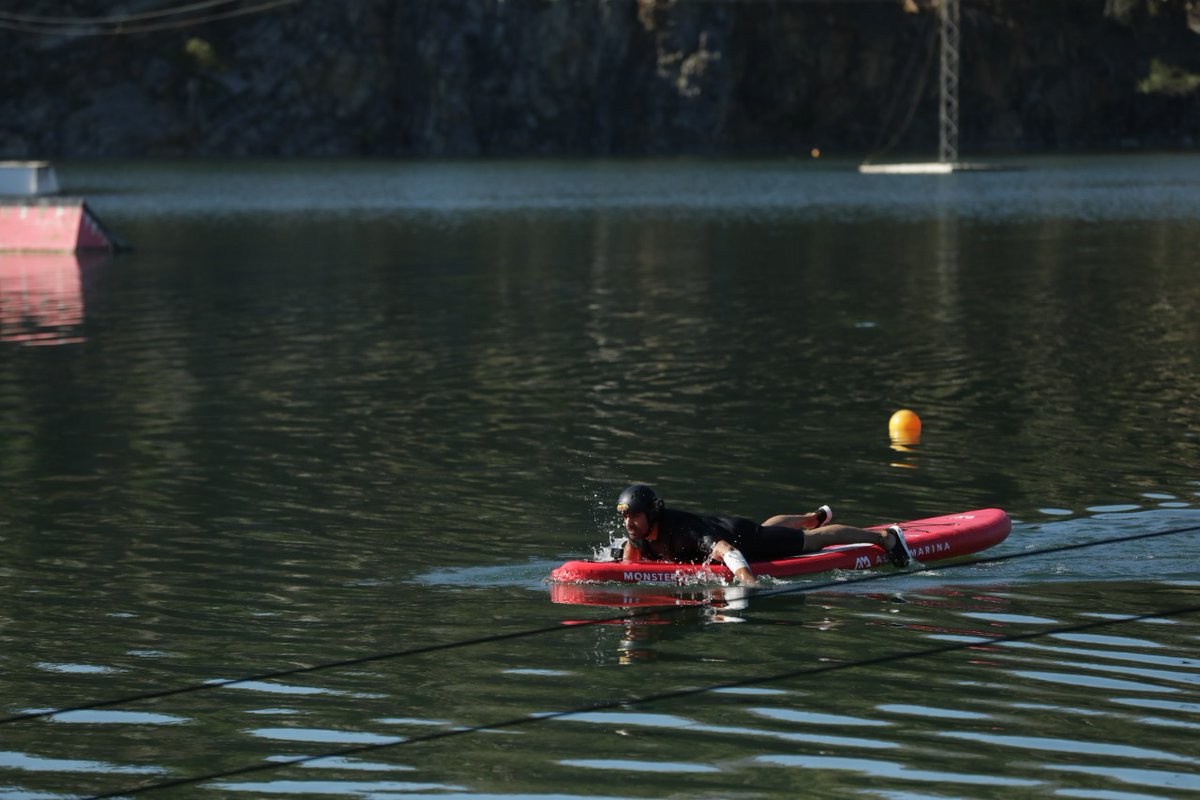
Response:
755,754,1042,787
939,731,1191,763
1012,670,1178,694
1048,764,1200,794
0,751,163,776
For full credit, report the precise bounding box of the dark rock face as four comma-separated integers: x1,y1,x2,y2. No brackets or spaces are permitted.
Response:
3,0,1199,158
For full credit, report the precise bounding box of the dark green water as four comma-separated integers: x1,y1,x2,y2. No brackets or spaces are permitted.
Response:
1,157,1198,799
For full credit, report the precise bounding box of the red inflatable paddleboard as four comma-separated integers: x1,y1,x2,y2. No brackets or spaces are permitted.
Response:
550,508,1010,585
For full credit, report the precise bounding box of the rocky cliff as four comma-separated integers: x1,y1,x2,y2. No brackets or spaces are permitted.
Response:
2,0,1199,158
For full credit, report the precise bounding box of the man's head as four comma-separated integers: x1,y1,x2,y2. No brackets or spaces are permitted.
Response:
616,484,663,540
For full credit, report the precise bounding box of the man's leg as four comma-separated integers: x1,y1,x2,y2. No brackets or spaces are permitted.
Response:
755,523,911,565
762,511,823,529
800,524,891,551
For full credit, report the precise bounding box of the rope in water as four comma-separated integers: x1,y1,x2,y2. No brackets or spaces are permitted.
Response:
3,522,1198,729
0,520,1187,796
89,600,1200,798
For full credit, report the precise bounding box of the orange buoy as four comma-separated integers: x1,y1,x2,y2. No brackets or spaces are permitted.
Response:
889,409,922,444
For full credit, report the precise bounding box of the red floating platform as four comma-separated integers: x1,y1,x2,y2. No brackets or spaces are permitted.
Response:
0,198,123,253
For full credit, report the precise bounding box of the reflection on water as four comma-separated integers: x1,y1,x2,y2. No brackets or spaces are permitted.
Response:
0,159,1198,798
549,583,1200,795
0,252,106,346
1,576,1198,797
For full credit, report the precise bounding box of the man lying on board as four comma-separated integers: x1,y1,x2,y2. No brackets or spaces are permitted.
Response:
616,484,912,587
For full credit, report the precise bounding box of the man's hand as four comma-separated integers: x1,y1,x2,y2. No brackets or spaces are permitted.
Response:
731,567,761,587
712,540,759,586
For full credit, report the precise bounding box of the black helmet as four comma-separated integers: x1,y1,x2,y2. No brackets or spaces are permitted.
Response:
616,484,664,520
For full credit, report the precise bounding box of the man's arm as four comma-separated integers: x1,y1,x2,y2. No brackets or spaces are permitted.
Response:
623,539,643,562
711,540,760,587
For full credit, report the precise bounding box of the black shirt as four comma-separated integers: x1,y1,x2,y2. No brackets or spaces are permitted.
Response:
633,508,761,563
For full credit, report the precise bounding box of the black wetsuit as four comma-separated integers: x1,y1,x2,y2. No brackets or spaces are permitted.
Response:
632,508,808,563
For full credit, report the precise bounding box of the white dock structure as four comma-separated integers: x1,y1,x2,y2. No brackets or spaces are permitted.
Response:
0,161,60,196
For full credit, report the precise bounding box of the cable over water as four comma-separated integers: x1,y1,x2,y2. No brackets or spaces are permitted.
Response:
3,523,1197,728
86,601,1200,798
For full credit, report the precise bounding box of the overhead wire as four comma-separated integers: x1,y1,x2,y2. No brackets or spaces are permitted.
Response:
859,10,940,164
0,0,302,36
86,600,1200,798
0,0,1104,36
3,521,1199,728
0,0,248,24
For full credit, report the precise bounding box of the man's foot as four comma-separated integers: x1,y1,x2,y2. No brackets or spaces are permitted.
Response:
810,505,833,528
886,524,913,567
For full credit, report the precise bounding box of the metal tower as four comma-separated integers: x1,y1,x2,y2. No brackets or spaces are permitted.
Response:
938,0,961,164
